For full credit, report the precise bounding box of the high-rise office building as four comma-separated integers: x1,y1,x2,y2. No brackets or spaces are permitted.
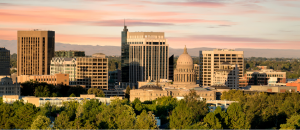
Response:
212,63,239,89
0,47,10,75
17,30,55,76
55,50,85,57
121,26,169,88
76,53,108,89
199,49,244,87
169,55,174,81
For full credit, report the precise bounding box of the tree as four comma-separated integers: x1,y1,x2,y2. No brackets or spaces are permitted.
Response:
30,115,51,129
221,89,244,101
227,103,250,129
67,86,86,97
69,93,76,97
169,100,194,129
87,88,105,97
203,112,222,129
12,103,38,129
125,85,131,99
54,111,71,129
0,103,15,129
280,114,300,129
135,110,158,129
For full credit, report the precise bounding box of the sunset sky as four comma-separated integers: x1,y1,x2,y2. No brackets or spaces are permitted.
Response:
0,0,300,49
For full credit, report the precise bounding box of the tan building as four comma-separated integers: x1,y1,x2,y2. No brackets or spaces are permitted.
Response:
17,30,55,76
76,53,108,90
212,63,239,89
0,77,20,97
121,26,169,88
244,68,286,85
17,73,69,86
249,85,296,93
0,47,10,75
2,94,122,107
130,84,216,102
199,49,244,87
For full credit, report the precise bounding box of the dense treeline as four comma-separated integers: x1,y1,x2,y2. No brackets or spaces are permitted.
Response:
245,57,300,78
2,90,300,129
21,81,87,97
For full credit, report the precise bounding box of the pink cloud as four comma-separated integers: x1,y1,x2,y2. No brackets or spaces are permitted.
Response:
142,1,225,8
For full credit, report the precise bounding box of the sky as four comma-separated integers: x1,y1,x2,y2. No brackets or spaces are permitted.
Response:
0,0,300,49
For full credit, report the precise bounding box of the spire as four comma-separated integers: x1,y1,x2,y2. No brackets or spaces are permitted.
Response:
183,45,188,54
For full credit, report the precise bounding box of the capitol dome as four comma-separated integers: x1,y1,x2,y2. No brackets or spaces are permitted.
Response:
173,46,196,85
176,46,193,69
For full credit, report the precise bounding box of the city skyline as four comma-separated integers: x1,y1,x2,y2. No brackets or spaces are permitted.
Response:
0,0,300,49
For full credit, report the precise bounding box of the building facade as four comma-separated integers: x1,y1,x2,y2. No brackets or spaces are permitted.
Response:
194,64,200,84
249,85,296,93
17,30,55,76
76,53,108,90
55,50,85,57
0,77,20,97
17,73,69,86
3,94,122,107
50,57,77,85
286,79,300,92
0,47,10,75
243,68,286,86
121,26,169,88
199,49,244,87
212,63,239,89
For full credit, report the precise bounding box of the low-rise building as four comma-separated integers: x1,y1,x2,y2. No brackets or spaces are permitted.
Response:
242,68,286,86
0,77,20,96
17,73,69,86
249,85,296,93
2,94,122,107
103,89,126,98
286,79,300,92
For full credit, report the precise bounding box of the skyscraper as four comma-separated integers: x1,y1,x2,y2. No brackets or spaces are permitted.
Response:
17,30,55,76
121,26,169,88
0,47,10,75
199,49,244,87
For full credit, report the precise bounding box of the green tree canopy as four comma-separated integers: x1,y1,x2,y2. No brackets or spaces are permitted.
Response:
30,115,51,129
87,88,105,97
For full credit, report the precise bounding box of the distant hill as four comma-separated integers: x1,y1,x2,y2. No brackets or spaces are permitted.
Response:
1,40,300,58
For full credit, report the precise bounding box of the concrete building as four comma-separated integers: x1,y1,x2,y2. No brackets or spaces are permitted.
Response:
103,89,125,98
50,57,77,85
212,63,239,89
2,94,122,107
0,47,10,75
76,53,108,90
17,30,55,76
17,73,69,86
249,85,296,93
55,50,85,57
199,49,244,87
286,79,300,92
0,77,20,97
121,25,169,88
243,68,286,86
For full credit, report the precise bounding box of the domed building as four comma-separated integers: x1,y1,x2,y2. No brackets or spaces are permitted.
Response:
173,46,197,86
